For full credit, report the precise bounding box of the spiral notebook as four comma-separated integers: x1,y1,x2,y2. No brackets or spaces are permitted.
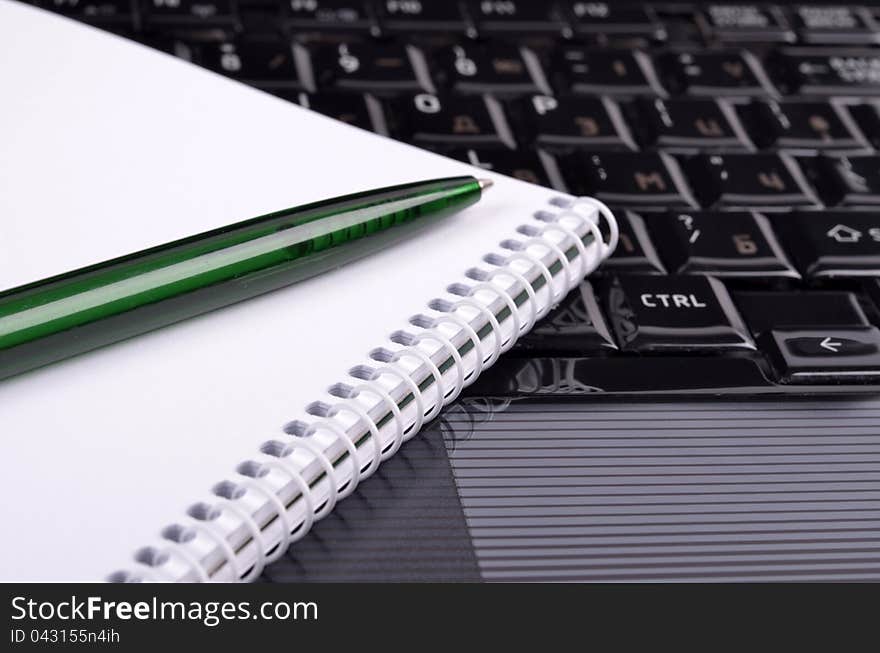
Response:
0,0,615,581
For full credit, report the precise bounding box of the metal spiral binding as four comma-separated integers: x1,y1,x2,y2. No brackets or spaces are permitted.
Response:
116,196,616,583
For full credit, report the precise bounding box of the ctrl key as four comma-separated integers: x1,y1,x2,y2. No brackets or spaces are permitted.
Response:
761,327,880,384
606,274,755,352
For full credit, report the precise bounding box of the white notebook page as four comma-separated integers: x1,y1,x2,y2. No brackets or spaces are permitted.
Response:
0,1,568,580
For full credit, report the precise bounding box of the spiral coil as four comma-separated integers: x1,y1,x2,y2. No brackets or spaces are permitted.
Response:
119,196,616,583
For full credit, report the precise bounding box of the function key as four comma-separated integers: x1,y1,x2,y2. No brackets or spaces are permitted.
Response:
734,290,869,336
450,149,559,189
568,151,698,208
520,95,636,151
282,0,374,33
465,0,566,35
760,327,880,384
375,0,468,34
605,274,755,352
298,92,384,133
636,98,753,151
46,0,136,28
556,49,666,97
770,48,880,96
600,210,666,274
792,6,880,45
775,210,880,277
389,93,515,150
201,40,306,90
684,153,819,209
513,282,617,354
141,0,238,30
822,156,880,206
565,2,666,40
310,42,433,93
439,43,550,96
744,100,870,154
648,210,798,278
699,4,794,43
658,51,777,97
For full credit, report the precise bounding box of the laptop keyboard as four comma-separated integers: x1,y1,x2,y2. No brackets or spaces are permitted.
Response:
31,0,880,395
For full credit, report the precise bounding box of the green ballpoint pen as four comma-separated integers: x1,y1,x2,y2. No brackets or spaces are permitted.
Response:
0,175,493,382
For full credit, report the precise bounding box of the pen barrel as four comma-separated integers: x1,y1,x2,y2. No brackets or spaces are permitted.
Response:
0,176,482,381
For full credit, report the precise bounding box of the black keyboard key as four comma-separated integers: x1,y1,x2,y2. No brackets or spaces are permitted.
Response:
659,51,775,97
201,40,306,90
636,98,752,151
522,95,636,151
747,100,869,153
565,2,666,40
299,92,382,132
776,210,880,277
282,0,373,32
441,44,550,96
823,156,880,206
649,210,798,278
390,94,515,149
761,327,880,383
606,274,754,352
771,48,880,95
450,149,558,189
557,49,665,96
568,152,697,208
734,290,869,336
466,0,565,35
311,42,431,93
600,210,665,274
142,0,238,30
698,4,794,43
375,0,468,34
792,6,880,45
685,153,819,209
46,0,135,28
514,282,617,354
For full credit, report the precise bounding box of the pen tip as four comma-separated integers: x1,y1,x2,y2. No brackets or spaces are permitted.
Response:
477,178,494,191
